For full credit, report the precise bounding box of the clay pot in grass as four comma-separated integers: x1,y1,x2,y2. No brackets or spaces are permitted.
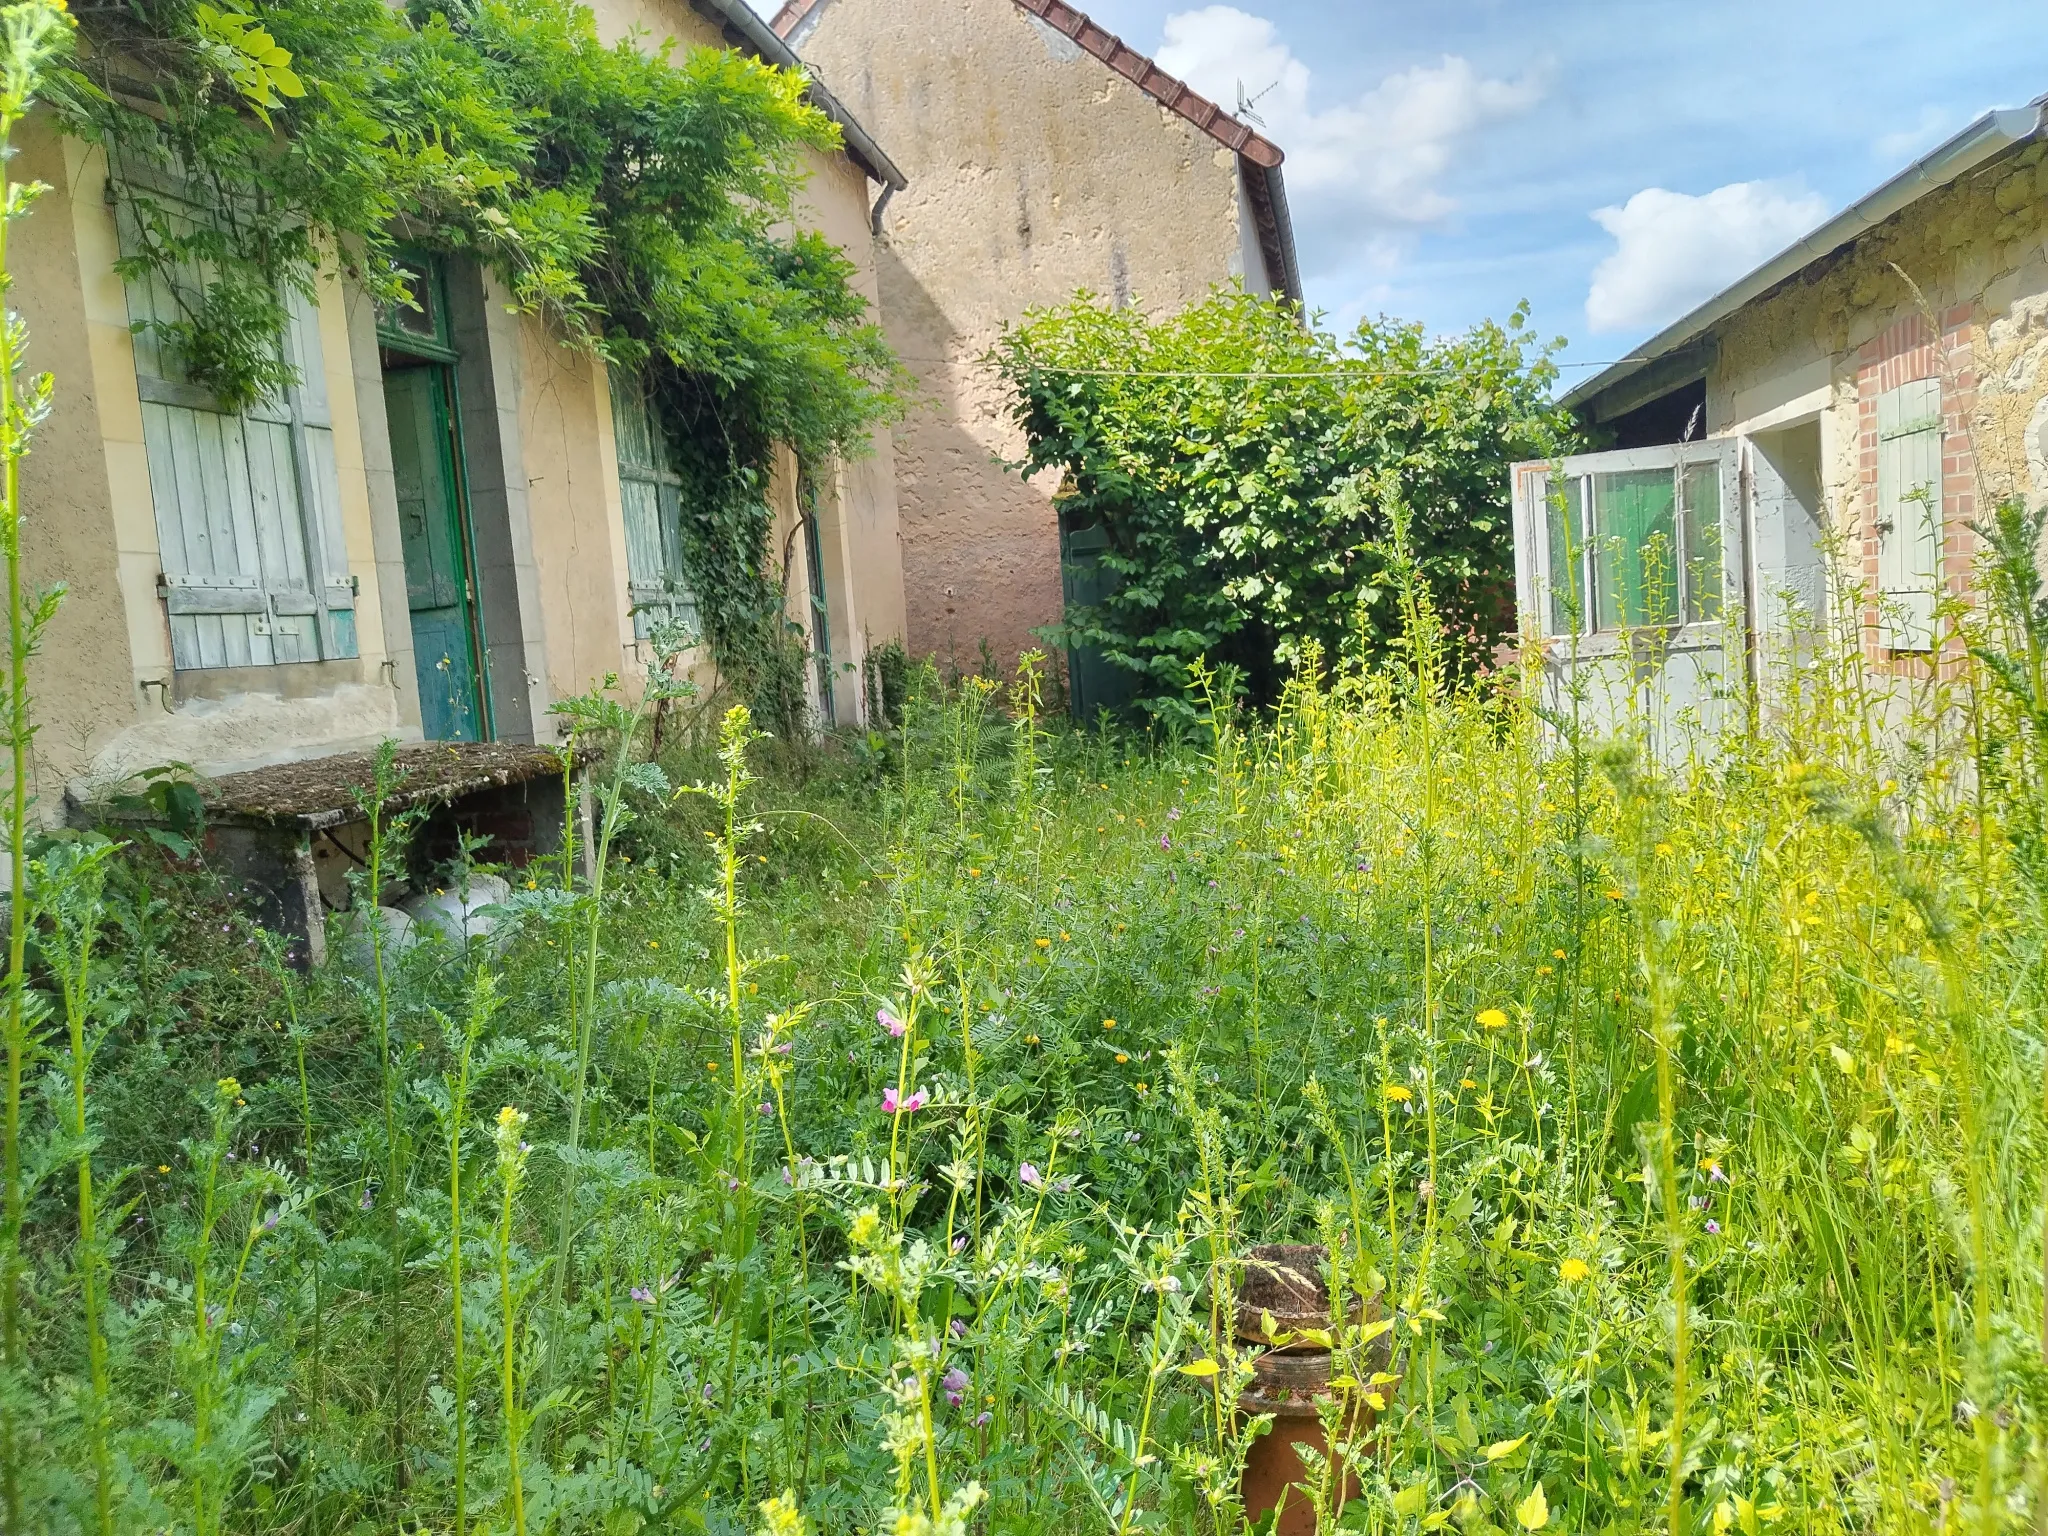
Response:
1234,1243,1397,1535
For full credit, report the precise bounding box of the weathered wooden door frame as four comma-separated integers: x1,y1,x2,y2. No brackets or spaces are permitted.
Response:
377,252,494,741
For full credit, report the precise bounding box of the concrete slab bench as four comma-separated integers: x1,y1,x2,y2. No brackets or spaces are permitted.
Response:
110,741,595,967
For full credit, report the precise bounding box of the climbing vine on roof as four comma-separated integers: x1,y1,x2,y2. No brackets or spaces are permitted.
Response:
58,0,905,688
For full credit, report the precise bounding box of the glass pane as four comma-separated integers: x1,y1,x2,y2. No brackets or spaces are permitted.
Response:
1682,461,1723,623
1542,475,1588,637
1593,469,1679,630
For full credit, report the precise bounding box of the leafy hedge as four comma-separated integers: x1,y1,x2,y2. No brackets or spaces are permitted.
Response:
992,287,1573,711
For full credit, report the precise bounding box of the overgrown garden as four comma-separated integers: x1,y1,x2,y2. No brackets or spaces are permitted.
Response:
4,2,2048,1533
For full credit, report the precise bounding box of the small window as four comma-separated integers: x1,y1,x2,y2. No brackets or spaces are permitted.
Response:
114,163,358,671
1875,377,1943,651
1541,454,1723,638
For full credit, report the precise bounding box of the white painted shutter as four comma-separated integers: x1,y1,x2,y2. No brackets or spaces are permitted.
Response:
114,168,358,670
1876,377,1943,651
609,372,697,641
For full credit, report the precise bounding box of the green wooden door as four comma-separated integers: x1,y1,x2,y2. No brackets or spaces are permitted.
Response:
385,365,484,741
1058,511,1137,721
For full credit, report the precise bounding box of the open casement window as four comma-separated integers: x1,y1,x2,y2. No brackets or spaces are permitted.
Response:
114,163,358,670
1875,377,1943,652
608,371,697,643
1519,442,1738,643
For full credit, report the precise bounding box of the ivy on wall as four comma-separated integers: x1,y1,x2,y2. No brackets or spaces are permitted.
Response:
992,286,1575,712
60,0,905,691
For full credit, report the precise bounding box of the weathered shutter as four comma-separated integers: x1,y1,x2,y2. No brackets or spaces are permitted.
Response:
609,372,696,641
115,168,358,670
1876,377,1943,651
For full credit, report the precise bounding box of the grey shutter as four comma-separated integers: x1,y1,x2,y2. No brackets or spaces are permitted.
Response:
1876,378,1943,651
609,372,697,642
115,170,358,670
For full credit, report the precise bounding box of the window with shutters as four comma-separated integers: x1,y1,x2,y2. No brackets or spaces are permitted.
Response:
1875,377,1943,651
609,371,697,642
115,166,358,671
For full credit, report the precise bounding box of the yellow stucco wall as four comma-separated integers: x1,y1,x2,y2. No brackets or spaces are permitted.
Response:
517,0,905,724
788,0,1251,675
24,121,404,804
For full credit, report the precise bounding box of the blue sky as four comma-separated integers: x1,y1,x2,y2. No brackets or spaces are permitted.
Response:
764,0,2046,379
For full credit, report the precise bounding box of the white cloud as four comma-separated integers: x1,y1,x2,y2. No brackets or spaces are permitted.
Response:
1585,181,1829,334
1156,6,1542,223
1874,105,1955,164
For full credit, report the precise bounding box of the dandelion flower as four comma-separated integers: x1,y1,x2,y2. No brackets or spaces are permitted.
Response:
1552,948,1567,960
1459,1078,1477,1090
1034,938,1051,949
1382,1085,1413,1102
1477,1008,1509,1030
1558,1257,1591,1283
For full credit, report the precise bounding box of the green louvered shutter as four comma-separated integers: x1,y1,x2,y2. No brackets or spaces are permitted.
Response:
115,165,357,670
609,372,696,641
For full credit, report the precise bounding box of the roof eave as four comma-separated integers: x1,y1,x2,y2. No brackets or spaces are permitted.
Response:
1564,101,2046,414
689,0,909,191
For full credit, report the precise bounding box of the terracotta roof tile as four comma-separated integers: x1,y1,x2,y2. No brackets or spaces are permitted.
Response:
771,0,1285,170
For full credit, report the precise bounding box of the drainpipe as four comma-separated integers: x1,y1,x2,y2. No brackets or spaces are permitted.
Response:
869,183,896,237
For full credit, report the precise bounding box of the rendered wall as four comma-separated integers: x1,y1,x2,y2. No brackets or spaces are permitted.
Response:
30,121,406,804
789,0,1250,675
544,0,905,726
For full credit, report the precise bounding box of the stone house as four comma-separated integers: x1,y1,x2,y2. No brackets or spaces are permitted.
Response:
1512,95,2048,745
13,0,908,818
770,0,1301,691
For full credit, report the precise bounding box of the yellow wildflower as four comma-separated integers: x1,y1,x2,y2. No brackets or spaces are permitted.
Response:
1115,1053,1129,1064
1558,1258,1592,1283
1383,1085,1413,1102
1034,937,1051,949
1102,1019,1116,1030
1477,1008,1509,1030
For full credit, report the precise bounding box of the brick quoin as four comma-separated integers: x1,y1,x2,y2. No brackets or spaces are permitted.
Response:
1854,307,1980,679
